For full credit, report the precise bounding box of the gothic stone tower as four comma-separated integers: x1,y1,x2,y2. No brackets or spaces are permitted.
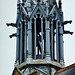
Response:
7,0,73,75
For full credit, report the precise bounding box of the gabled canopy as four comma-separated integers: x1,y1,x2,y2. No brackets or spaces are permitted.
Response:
30,4,47,18
16,7,27,26
49,5,63,22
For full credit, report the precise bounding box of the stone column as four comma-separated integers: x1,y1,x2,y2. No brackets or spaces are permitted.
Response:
45,18,51,61
56,20,59,63
20,21,23,64
16,23,20,64
27,19,32,62
51,19,54,61
34,18,36,59
24,20,27,61
41,18,44,59
58,22,64,66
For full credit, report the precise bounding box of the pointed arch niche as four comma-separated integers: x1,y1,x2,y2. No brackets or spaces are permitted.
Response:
30,5,47,59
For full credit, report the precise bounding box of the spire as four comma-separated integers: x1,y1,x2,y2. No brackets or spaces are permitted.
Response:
40,0,44,5
17,0,21,13
22,0,26,2
37,0,40,2
58,0,62,10
26,0,32,16
45,0,50,15
50,0,56,6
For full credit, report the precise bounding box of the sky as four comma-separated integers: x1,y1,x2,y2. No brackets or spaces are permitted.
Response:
0,0,75,75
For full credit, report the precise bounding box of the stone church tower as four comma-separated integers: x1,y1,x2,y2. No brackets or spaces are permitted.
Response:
7,0,73,75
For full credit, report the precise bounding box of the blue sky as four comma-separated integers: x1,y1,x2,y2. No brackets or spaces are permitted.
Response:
0,0,75,75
